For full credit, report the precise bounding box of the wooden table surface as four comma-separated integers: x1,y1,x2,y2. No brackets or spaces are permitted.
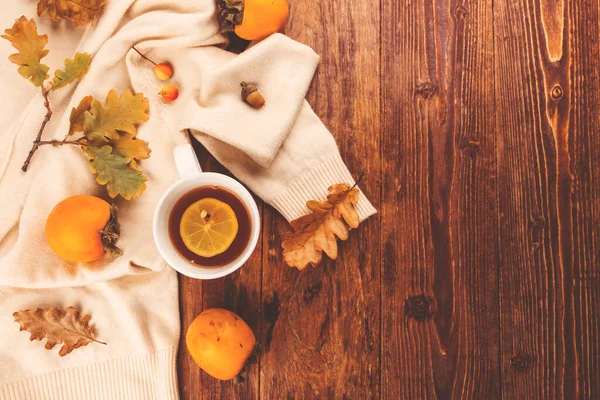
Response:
178,1,600,398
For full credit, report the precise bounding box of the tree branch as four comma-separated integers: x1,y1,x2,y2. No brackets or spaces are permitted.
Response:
36,139,86,146
21,87,53,172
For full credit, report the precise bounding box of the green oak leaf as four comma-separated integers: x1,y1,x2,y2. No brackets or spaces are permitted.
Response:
50,52,91,90
84,145,147,200
83,89,149,142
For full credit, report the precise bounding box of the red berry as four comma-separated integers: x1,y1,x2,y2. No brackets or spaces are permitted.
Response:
160,84,179,102
154,62,174,81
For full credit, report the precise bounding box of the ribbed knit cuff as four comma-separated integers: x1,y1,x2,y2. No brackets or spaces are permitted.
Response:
271,153,377,222
0,347,179,400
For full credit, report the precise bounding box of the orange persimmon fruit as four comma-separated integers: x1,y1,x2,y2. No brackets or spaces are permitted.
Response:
234,0,289,41
45,195,118,263
186,308,256,380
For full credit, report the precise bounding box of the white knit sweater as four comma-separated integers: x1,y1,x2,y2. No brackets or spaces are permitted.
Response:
0,1,376,399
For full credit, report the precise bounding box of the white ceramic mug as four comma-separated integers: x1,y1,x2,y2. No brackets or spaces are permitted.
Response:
153,144,261,280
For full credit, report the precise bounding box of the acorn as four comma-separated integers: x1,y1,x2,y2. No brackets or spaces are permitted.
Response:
160,84,179,102
154,62,174,81
241,82,265,109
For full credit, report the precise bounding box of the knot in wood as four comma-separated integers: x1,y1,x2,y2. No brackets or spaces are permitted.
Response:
460,137,480,158
510,353,532,372
531,216,545,248
404,295,434,322
303,281,323,305
455,5,468,20
551,85,563,101
416,82,436,99
264,292,280,324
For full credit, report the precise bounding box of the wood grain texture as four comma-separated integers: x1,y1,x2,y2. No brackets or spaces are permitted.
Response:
568,2,600,397
494,0,570,397
176,0,600,398
495,0,600,398
380,0,500,398
258,0,381,397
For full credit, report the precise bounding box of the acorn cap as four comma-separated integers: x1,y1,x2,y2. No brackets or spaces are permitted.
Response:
240,82,265,109
240,82,258,100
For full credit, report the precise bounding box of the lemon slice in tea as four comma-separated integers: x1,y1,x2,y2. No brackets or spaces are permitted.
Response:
180,198,239,258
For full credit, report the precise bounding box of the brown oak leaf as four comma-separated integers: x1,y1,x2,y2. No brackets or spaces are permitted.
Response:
37,0,108,27
282,183,360,270
13,306,106,356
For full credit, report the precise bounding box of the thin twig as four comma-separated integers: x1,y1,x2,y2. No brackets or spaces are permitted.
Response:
131,46,157,66
21,87,53,172
36,139,85,146
350,172,366,190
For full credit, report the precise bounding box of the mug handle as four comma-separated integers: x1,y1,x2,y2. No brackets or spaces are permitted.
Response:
174,144,203,178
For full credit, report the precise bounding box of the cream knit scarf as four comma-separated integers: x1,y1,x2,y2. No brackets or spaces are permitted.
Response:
0,1,375,399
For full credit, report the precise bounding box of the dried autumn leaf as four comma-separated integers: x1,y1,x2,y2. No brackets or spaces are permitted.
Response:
84,89,149,142
84,145,147,200
1,16,49,87
50,52,91,90
68,95,93,136
13,306,106,357
37,0,108,27
282,183,360,270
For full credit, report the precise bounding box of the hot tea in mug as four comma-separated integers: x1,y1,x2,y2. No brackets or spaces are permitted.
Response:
168,185,252,268
153,143,260,280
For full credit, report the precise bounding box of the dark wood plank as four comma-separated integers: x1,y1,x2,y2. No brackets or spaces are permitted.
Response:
381,0,500,398
568,2,600,397
494,0,564,397
258,0,381,398
178,137,263,400
494,0,600,397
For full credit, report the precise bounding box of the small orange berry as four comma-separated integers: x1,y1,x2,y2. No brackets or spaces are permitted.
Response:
154,62,174,81
160,84,179,102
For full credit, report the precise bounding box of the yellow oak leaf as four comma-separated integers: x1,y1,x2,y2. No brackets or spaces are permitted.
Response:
68,95,93,136
13,306,106,357
84,145,147,200
50,52,90,90
37,0,108,27
1,16,49,87
110,131,151,161
83,89,149,142
282,183,360,270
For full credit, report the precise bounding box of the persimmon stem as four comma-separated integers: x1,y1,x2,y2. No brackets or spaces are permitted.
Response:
131,46,157,66
22,87,53,172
